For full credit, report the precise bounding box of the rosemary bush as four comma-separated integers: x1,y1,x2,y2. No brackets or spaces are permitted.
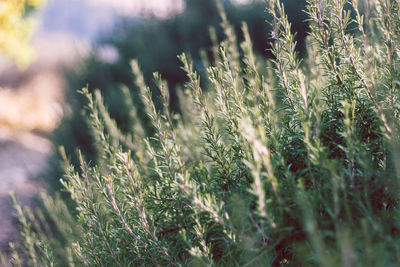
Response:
57,0,305,173
5,0,400,265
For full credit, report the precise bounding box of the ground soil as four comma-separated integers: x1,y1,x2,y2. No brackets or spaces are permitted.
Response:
0,34,78,263
0,132,50,252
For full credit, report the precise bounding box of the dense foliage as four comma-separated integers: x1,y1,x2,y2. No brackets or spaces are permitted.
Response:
4,0,400,265
57,0,308,170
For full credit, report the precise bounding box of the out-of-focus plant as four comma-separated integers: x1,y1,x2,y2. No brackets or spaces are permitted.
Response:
0,0,45,68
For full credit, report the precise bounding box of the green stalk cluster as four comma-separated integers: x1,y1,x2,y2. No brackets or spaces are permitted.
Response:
5,0,400,265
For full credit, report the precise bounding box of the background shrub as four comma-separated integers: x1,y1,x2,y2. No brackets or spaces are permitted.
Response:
0,0,45,68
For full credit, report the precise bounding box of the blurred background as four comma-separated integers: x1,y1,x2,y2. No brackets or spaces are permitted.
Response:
0,0,307,259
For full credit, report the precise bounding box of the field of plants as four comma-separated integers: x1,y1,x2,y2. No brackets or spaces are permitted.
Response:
1,0,400,266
